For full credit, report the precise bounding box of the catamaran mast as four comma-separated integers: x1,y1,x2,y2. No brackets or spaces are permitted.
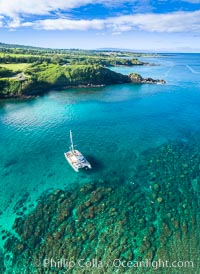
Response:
70,130,74,152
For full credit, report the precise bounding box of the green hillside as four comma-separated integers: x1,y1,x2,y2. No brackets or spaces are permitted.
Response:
0,42,163,99
0,63,131,98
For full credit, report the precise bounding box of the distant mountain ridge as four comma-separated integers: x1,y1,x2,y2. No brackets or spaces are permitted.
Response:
0,42,82,52
0,42,199,53
0,42,47,50
0,42,153,53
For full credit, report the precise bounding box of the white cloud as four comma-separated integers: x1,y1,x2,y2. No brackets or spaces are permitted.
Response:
0,0,137,28
27,10,200,33
35,18,105,30
107,11,200,33
0,0,135,17
0,15,3,27
0,0,200,34
7,16,21,28
0,0,86,16
0,0,135,29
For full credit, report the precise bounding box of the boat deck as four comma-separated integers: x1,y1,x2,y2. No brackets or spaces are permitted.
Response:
64,149,91,172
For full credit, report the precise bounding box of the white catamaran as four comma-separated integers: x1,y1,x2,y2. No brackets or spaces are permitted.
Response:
64,130,92,172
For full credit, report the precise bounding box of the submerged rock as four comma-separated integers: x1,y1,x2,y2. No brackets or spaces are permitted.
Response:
157,197,163,203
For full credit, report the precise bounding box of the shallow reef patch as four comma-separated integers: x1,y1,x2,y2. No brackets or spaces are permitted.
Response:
2,136,200,273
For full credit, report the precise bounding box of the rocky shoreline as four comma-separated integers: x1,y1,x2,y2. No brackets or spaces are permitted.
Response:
140,78,166,84
0,76,165,100
129,73,166,84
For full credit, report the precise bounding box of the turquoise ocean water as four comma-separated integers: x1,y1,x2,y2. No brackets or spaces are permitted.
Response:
0,53,200,247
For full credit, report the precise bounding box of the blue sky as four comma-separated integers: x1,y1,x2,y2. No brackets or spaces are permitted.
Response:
0,0,200,51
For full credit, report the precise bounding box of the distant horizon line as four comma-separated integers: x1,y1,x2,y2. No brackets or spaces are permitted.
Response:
0,41,200,54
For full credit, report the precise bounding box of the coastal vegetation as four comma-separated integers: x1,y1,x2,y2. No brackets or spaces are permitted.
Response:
0,63,131,98
0,42,164,98
0,43,148,66
0,67,14,78
0,63,31,72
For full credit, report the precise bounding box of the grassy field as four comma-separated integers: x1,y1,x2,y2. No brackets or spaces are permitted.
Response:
0,63,31,72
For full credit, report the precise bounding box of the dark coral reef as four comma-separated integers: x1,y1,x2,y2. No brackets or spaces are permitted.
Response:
2,135,200,273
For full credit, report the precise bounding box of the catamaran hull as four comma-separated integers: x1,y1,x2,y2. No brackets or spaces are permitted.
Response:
64,150,91,172
64,153,79,172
